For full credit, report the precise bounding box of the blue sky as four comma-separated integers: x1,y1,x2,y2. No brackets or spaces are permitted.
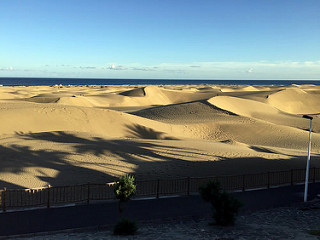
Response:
0,0,319,79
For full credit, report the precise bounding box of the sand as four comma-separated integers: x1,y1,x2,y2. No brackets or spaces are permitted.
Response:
0,84,319,189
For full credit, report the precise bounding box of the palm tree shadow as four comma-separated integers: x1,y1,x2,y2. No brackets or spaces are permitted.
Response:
19,131,215,181
0,143,113,189
19,131,182,161
16,131,211,181
249,146,277,154
125,124,177,140
9,131,319,189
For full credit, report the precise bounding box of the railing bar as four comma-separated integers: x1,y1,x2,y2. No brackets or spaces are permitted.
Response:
1,168,319,210
57,186,60,203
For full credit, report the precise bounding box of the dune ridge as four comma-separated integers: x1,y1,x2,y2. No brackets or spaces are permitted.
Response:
268,88,320,114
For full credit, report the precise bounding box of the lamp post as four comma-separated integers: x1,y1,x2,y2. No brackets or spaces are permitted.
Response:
302,114,313,202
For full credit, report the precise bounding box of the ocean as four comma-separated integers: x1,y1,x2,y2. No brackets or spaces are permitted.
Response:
0,77,319,86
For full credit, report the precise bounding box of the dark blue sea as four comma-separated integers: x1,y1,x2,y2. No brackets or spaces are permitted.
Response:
0,78,319,86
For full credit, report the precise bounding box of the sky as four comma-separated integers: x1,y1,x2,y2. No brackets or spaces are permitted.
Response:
0,0,319,80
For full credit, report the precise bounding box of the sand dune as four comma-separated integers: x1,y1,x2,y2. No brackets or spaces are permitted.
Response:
0,84,319,188
268,88,320,114
119,87,146,97
0,101,186,140
133,101,233,123
143,85,218,105
208,96,280,118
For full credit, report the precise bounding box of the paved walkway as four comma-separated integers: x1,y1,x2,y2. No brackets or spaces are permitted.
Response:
0,183,319,238
12,202,320,239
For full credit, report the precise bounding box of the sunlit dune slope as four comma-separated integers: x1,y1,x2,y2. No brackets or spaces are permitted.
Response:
268,88,320,114
0,101,189,140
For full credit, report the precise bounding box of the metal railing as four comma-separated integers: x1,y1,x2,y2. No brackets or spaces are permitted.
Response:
0,167,319,212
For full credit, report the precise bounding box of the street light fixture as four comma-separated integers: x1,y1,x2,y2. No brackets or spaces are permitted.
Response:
302,114,313,202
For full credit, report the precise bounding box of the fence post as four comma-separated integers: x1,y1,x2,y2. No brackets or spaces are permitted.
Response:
47,185,51,208
187,177,190,196
156,179,160,199
87,182,90,205
2,188,6,212
267,172,270,189
242,175,246,192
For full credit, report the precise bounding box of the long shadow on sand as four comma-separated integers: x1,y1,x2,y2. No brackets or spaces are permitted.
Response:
0,144,112,189
4,131,202,188
3,130,320,189
125,124,177,140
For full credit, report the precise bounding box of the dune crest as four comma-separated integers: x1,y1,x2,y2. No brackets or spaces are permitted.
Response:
119,87,146,97
268,88,320,114
56,96,95,107
207,96,279,118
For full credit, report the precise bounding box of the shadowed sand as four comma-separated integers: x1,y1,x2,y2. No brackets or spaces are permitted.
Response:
0,84,319,188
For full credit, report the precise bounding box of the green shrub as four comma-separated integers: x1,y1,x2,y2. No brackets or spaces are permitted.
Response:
114,175,136,202
113,175,138,234
199,180,242,226
114,175,136,214
113,218,138,235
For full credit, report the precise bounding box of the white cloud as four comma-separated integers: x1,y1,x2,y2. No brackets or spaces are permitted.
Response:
80,66,96,69
100,60,320,79
107,64,127,70
2,60,320,79
131,67,156,71
0,66,14,71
